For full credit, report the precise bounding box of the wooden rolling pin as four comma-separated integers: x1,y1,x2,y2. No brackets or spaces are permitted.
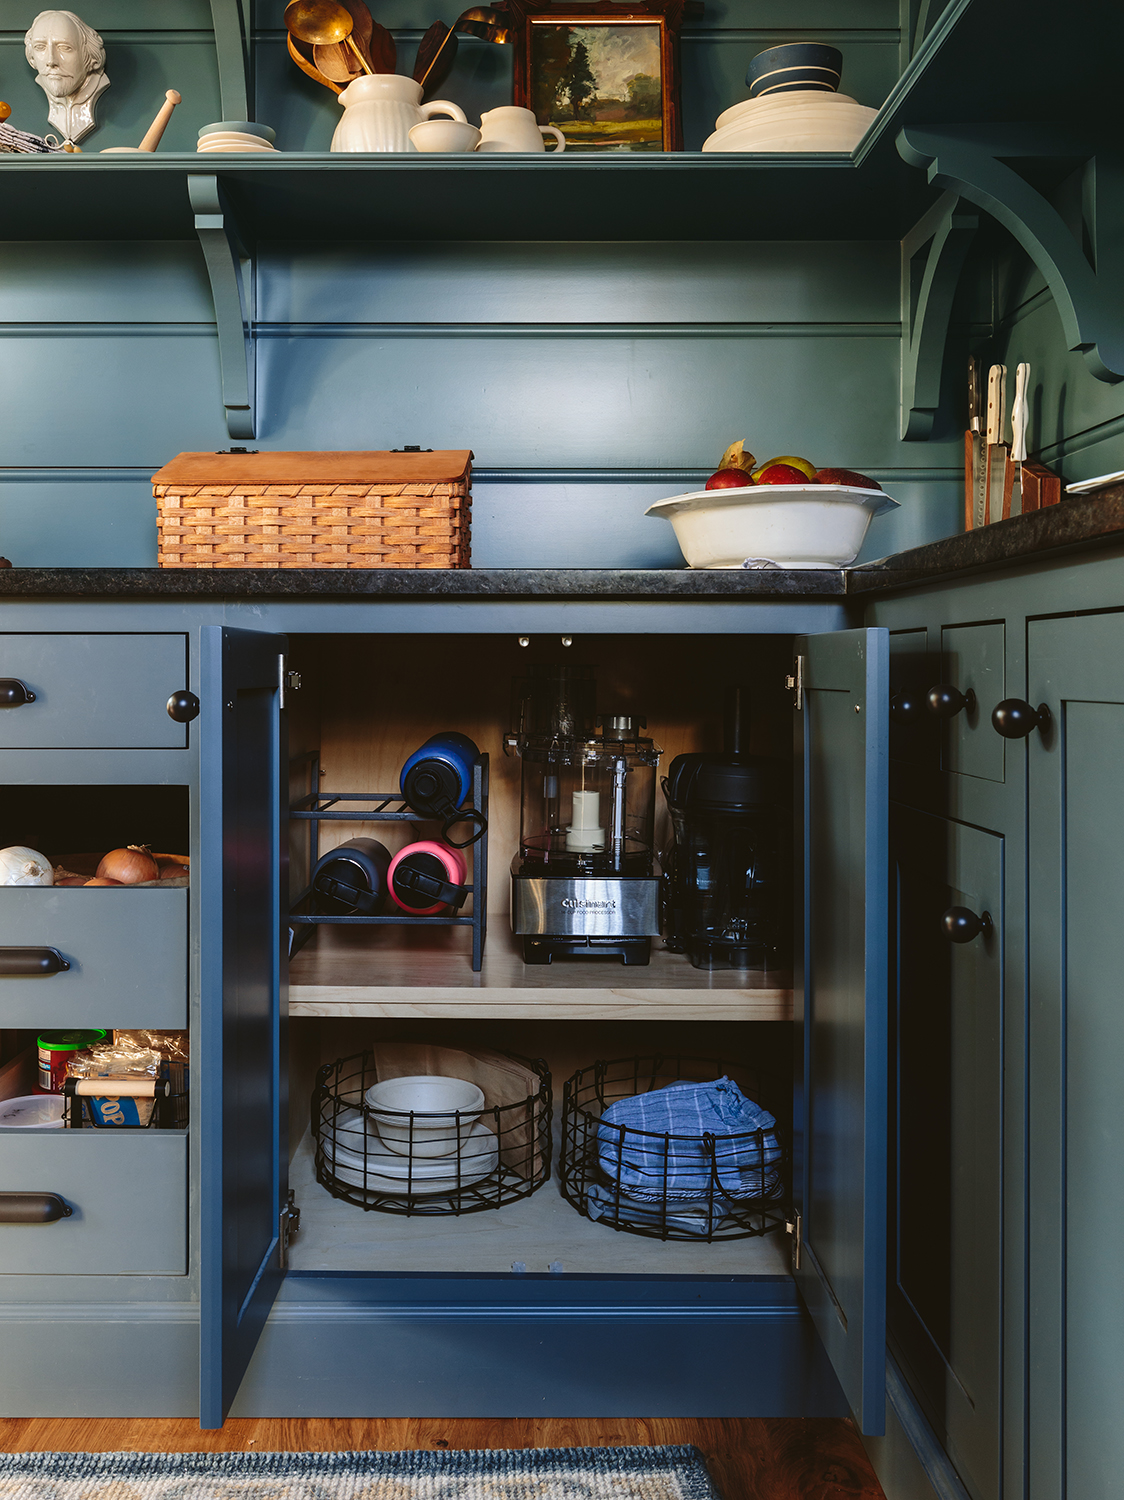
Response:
138,89,181,152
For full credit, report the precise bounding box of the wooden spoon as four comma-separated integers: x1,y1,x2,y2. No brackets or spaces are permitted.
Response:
314,41,360,82
287,29,343,93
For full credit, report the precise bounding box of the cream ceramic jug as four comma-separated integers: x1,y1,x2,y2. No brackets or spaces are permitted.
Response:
331,75,467,153
476,106,566,153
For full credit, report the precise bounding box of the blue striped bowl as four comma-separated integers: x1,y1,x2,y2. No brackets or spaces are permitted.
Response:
746,42,842,99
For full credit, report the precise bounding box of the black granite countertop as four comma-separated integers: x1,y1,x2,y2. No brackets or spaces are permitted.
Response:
1,490,1121,599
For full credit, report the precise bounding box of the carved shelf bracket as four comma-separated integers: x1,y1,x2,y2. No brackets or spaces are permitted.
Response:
209,0,250,122
898,125,1124,385
900,190,978,440
189,174,255,440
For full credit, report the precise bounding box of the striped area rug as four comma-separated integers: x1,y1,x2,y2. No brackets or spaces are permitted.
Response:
0,1444,720,1500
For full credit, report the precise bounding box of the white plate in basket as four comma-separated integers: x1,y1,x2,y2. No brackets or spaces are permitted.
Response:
319,1117,499,1195
645,482,898,569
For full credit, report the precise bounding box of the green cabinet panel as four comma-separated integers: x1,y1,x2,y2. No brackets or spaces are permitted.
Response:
1027,611,1124,1500
890,806,1002,1500
939,623,1005,784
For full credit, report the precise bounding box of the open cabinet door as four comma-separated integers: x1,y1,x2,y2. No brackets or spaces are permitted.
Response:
199,626,289,1427
793,627,889,1435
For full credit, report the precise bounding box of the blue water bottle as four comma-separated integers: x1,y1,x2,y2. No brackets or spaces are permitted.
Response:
400,731,487,848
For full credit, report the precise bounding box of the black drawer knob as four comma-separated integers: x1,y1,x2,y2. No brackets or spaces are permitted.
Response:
890,691,922,723
0,947,70,977
992,698,1051,738
927,684,976,718
941,905,993,943
167,689,200,724
0,679,35,707
0,1192,72,1224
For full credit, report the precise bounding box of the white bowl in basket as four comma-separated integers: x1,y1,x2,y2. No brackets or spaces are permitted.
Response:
364,1074,485,1158
645,483,899,570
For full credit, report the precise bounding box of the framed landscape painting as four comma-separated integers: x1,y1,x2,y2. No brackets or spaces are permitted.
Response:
509,0,688,153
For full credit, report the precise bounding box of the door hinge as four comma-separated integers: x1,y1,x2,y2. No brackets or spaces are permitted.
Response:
786,1209,802,1271
279,1189,300,1269
278,656,301,711
786,655,805,711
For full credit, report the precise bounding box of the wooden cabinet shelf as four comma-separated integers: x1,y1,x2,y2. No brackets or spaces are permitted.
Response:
289,928,792,1021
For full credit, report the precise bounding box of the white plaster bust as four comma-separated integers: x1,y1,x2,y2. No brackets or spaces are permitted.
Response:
24,10,109,145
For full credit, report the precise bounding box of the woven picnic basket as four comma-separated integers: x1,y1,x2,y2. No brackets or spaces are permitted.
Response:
152,450,472,569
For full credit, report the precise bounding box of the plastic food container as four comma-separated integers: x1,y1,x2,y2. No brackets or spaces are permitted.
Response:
0,1094,65,1128
645,483,899,569
37,1029,107,1093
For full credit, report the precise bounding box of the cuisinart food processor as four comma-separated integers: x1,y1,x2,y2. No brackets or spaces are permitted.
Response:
505,664,661,965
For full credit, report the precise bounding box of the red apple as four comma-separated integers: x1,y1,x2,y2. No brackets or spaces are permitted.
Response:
705,467,753,490
815,467,882,491
754,463,809,486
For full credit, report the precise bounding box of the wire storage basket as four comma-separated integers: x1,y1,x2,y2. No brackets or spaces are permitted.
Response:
313,1050,552,1215
560,1054,789,1242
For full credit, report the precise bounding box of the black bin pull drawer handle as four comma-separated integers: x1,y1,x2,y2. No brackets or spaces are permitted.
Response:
0,1192,72,1224
0,679,35,707
927,684,976,718
992,698,1052,739
941,906,993,943
0,947,70,977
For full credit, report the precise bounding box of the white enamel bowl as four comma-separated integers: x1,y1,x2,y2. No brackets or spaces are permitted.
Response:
364,1074,485,1158
645,484,899,569
702,92,877,153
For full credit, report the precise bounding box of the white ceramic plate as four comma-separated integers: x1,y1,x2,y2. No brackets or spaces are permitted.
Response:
703,92,877,153
646,483,898,569
319,1118,499,1195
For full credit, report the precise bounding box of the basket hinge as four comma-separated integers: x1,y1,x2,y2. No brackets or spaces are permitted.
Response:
785,655,806,711
786,1209,802,1271
279,1189,300,1270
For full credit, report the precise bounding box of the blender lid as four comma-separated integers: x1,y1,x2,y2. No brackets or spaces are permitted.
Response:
665,751,789,811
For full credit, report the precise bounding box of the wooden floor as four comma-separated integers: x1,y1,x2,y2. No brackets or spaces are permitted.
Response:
0,1417,885,1500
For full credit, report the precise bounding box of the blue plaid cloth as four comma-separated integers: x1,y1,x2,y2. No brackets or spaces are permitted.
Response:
596,1076,783,1202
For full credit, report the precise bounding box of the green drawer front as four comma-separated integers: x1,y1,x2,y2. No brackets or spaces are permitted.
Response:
0,887,187,1029
0,635,189,749
0,1131,187,1274
940,622,1006,783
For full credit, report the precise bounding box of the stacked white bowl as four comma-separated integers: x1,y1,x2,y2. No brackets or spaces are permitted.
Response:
197,121,277,154
702,92,877,153
319,1075,498,1196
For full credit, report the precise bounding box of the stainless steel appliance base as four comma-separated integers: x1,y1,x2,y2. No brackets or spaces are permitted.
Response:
510,870,661,938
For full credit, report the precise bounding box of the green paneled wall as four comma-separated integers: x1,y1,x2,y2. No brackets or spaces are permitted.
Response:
0,0,969,569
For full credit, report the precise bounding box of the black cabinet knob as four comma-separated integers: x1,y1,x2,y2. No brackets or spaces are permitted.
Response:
0,678,35,707
890,692,922,723
941,905,993,943
167,690,200,724
991,698,1051,738
0,1192,72,1224
927,684,976,718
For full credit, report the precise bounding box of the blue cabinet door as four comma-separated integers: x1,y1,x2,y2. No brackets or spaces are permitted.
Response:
1026,612,1124,1500
199,626,289,1428
795,627,889,1435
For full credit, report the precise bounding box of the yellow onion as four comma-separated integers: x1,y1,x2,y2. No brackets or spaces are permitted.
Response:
84,877,122,886
95,845,159,884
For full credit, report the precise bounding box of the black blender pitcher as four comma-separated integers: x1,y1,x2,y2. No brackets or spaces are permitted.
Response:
662,688,791,971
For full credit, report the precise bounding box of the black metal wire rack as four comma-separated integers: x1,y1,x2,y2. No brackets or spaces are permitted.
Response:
312,1051,552,1216
288,751,489,970
560,1054,790,1242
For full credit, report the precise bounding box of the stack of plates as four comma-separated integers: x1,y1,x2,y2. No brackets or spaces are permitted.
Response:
318,1107,499,1196
197,121,277,154
702,92,877,154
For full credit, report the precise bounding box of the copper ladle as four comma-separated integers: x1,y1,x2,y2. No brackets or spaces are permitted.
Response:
285,0,372,75
415,7,512,95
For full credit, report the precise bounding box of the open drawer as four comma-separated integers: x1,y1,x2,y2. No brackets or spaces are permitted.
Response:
0,887,187,1029
0,1129,187,1275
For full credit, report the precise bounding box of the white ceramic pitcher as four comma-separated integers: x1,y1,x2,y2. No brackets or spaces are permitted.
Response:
476,106,566,153
331,75,467,153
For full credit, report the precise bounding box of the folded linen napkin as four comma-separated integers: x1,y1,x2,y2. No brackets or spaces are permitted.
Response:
596,1076,783,1202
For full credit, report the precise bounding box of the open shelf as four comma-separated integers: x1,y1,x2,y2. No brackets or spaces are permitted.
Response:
288,927,793,1021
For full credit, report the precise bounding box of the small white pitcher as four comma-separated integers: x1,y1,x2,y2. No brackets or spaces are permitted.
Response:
331,74,467,153
476,106,566,153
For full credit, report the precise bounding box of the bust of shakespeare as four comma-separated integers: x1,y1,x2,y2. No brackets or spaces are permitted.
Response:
24,10,109,146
